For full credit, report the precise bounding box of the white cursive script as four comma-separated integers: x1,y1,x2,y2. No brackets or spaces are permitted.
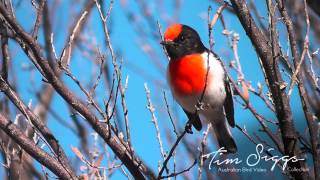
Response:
246,144,304,171
203,144,305,171
203,147,242,170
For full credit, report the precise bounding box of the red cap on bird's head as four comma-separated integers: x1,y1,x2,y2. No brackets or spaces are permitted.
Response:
164,24,183,41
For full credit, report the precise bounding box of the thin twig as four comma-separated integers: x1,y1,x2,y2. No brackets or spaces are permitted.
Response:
60,66,106,118
209,2,228,30
145,83,166,161
287,40,308,97
157,21,169,60
160,159,197,179
60,10,88,67
163,91,178,137
32,0,45,39
90,50,105,94
231,32,249,102
119,74,133,154
197,124,211,180
248,83,276,113
157,130,187,179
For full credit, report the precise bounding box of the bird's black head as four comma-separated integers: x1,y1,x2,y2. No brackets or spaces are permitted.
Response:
161,24,206,59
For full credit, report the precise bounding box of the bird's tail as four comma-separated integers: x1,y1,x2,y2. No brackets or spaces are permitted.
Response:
211,120,237,153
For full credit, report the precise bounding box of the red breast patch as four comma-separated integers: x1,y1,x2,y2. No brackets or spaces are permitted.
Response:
168,54,208,96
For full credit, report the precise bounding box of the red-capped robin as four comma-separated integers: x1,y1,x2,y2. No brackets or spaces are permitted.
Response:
161,24,237,153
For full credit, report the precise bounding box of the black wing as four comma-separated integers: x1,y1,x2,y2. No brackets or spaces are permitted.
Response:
224,76,235,128
183,109,202,131
211,50,235,128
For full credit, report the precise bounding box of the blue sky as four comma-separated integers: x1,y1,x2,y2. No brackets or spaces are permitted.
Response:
2,0,309,179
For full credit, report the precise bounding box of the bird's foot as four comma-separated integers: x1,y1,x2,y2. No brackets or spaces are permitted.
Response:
185,122,193,134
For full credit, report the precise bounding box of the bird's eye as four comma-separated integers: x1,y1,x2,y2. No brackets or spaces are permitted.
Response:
180,35,185,41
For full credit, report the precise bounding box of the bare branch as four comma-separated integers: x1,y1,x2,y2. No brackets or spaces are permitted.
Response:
0,114,76,179
0,4,156,179
230,1,309,179
0,76,75,176
276,0,320,178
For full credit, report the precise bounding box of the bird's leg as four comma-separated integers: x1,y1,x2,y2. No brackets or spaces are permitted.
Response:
185,121,193,134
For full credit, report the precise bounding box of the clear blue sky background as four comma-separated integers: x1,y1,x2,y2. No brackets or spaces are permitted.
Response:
2,0,308,179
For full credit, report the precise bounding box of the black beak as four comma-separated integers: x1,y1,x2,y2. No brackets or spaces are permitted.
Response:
160,40,174,46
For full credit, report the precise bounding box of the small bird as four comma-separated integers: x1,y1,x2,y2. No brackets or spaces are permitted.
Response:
161,24,237,153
